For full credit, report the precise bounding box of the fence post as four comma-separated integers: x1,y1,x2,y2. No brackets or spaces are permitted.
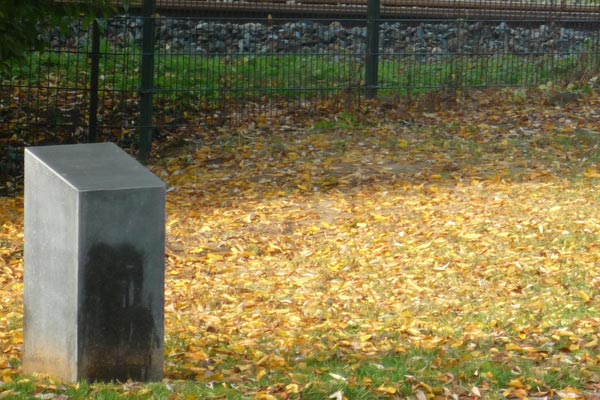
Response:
138,0,156,164
365,0,380,99
88,19,101,143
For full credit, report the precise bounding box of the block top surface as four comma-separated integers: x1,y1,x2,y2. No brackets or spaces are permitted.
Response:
26,143,165,191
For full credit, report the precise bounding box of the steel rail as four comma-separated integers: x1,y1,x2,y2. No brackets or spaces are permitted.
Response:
61,0,600,20
148,1,598,20
119,0,599,11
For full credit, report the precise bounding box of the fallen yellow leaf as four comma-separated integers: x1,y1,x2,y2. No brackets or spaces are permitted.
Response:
578,290,591,302
584,168,600,178
256,369,267,381
374,385,397,395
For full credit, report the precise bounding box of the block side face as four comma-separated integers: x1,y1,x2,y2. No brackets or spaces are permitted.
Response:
26,143,164,192
78,187,165,382
24,150,79,382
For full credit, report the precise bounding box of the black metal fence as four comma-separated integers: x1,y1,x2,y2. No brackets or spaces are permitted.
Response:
1,0,600,193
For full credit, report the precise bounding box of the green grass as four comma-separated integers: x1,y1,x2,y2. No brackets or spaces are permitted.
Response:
3,46,600,105
2,347,585,399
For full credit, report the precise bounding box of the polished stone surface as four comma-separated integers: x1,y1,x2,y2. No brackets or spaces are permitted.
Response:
24,143,165,382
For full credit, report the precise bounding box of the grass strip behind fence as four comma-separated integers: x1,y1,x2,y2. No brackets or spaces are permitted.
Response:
3,48,599,102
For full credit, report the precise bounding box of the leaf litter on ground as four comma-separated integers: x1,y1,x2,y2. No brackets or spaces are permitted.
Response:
3,89,600,398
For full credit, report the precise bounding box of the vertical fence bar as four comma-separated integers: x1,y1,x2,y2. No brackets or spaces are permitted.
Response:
365,0,380,99
138,0,156,164
88,20,101,143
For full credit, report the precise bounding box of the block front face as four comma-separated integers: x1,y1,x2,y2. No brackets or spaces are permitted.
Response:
24,150,79,382
78,188,165,381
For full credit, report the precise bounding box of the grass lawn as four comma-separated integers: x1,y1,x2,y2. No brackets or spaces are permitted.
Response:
2,89,600,398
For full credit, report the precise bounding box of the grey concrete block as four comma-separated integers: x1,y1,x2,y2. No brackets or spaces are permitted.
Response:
24,143,165,382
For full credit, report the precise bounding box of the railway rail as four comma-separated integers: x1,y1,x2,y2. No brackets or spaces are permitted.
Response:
116,0,600,20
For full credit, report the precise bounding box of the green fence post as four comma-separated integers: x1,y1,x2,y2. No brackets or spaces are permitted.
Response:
365,0,380,99
88,19,101,143
138,0,156,164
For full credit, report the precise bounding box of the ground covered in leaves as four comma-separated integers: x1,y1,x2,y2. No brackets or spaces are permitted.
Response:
3,88,600,399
